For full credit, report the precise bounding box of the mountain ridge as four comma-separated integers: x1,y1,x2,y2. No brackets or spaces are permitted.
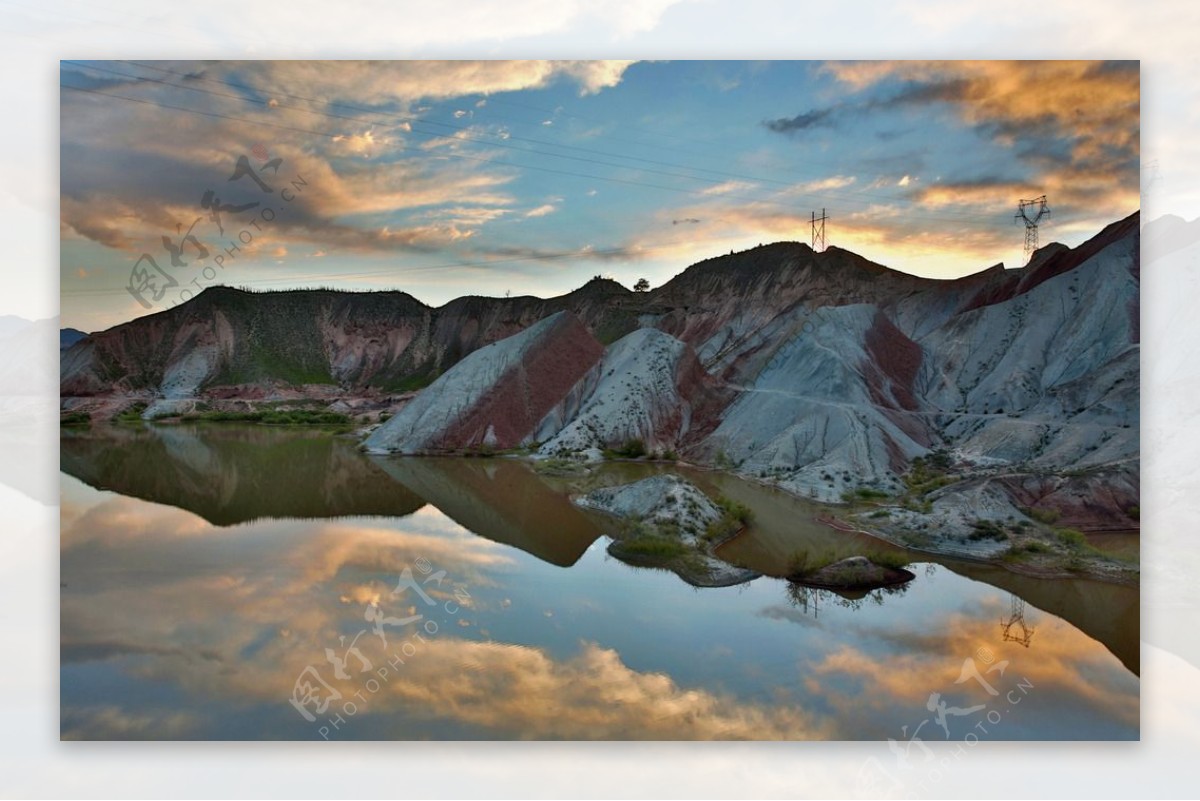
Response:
61,213,1140,538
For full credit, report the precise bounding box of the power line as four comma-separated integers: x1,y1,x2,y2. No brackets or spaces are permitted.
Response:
1014,195,1050,261
810,209,828,252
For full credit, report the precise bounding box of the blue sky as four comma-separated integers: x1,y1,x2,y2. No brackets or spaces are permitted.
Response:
59,60,1139,331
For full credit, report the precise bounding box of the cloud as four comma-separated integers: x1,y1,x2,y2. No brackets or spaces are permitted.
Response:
764,61,1139,234
236,60,637,107
329,130,393,158
60,492,832,740
414,206,510,227
785,175,858,195
700,180,757,196
61,705,201,740
764,107,837,134
61,63,610,260
524,204,558,218
805,598,1140,736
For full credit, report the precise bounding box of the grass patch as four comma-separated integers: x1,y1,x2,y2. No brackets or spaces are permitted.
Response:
113,402,148,424
614,533,690,560
533,458,587,476
842,486,891,504
181,409,351,426
1054,527,1088,549
59,411,91,427
787,549,910,581
904,450,953,489
868,550,911,570
1002,539,1053,563
603,438,647,459
702,496,754,544
1023,506,1061,525
967,519,1008,542
786,549,840,576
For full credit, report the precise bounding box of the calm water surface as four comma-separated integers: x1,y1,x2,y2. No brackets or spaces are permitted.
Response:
59,424,1139,740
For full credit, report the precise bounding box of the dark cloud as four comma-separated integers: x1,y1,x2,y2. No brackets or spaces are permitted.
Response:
763,106,837,134
61,638,224,664
876,78,971,109
764,79,970,138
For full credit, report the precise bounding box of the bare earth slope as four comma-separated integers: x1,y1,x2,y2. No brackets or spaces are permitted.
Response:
63,212,1140,535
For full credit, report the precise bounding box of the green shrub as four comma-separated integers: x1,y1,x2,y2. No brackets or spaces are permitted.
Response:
926,448,952,470
60,411,91,427
869,550,911,569
787,550,833,576
613,534,689,559
183,409,351,426
967,519,1007,541
1055,528,1088,549
604,439,647,459
715,496,753,524
702,496,754,544
1024,506,1061,525
113,402,148,423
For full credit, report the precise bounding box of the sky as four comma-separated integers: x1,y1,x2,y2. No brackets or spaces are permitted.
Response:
59,60,1140,332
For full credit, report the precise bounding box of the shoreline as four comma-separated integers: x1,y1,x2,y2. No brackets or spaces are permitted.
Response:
61,417,1140,586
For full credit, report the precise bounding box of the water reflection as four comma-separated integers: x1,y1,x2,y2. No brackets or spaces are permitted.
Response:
1001,595,1037,648
369,457,604,567
61,425,425,525
60,425,1139,740
785,582,912,618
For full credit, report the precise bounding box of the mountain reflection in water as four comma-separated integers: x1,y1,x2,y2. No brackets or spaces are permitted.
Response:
60,424,1139,740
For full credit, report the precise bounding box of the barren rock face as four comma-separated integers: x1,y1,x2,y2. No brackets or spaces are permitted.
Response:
62,213,1140,530
364,311,605,453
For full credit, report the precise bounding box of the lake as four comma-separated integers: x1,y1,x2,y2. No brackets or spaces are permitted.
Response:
60,424,1139,740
